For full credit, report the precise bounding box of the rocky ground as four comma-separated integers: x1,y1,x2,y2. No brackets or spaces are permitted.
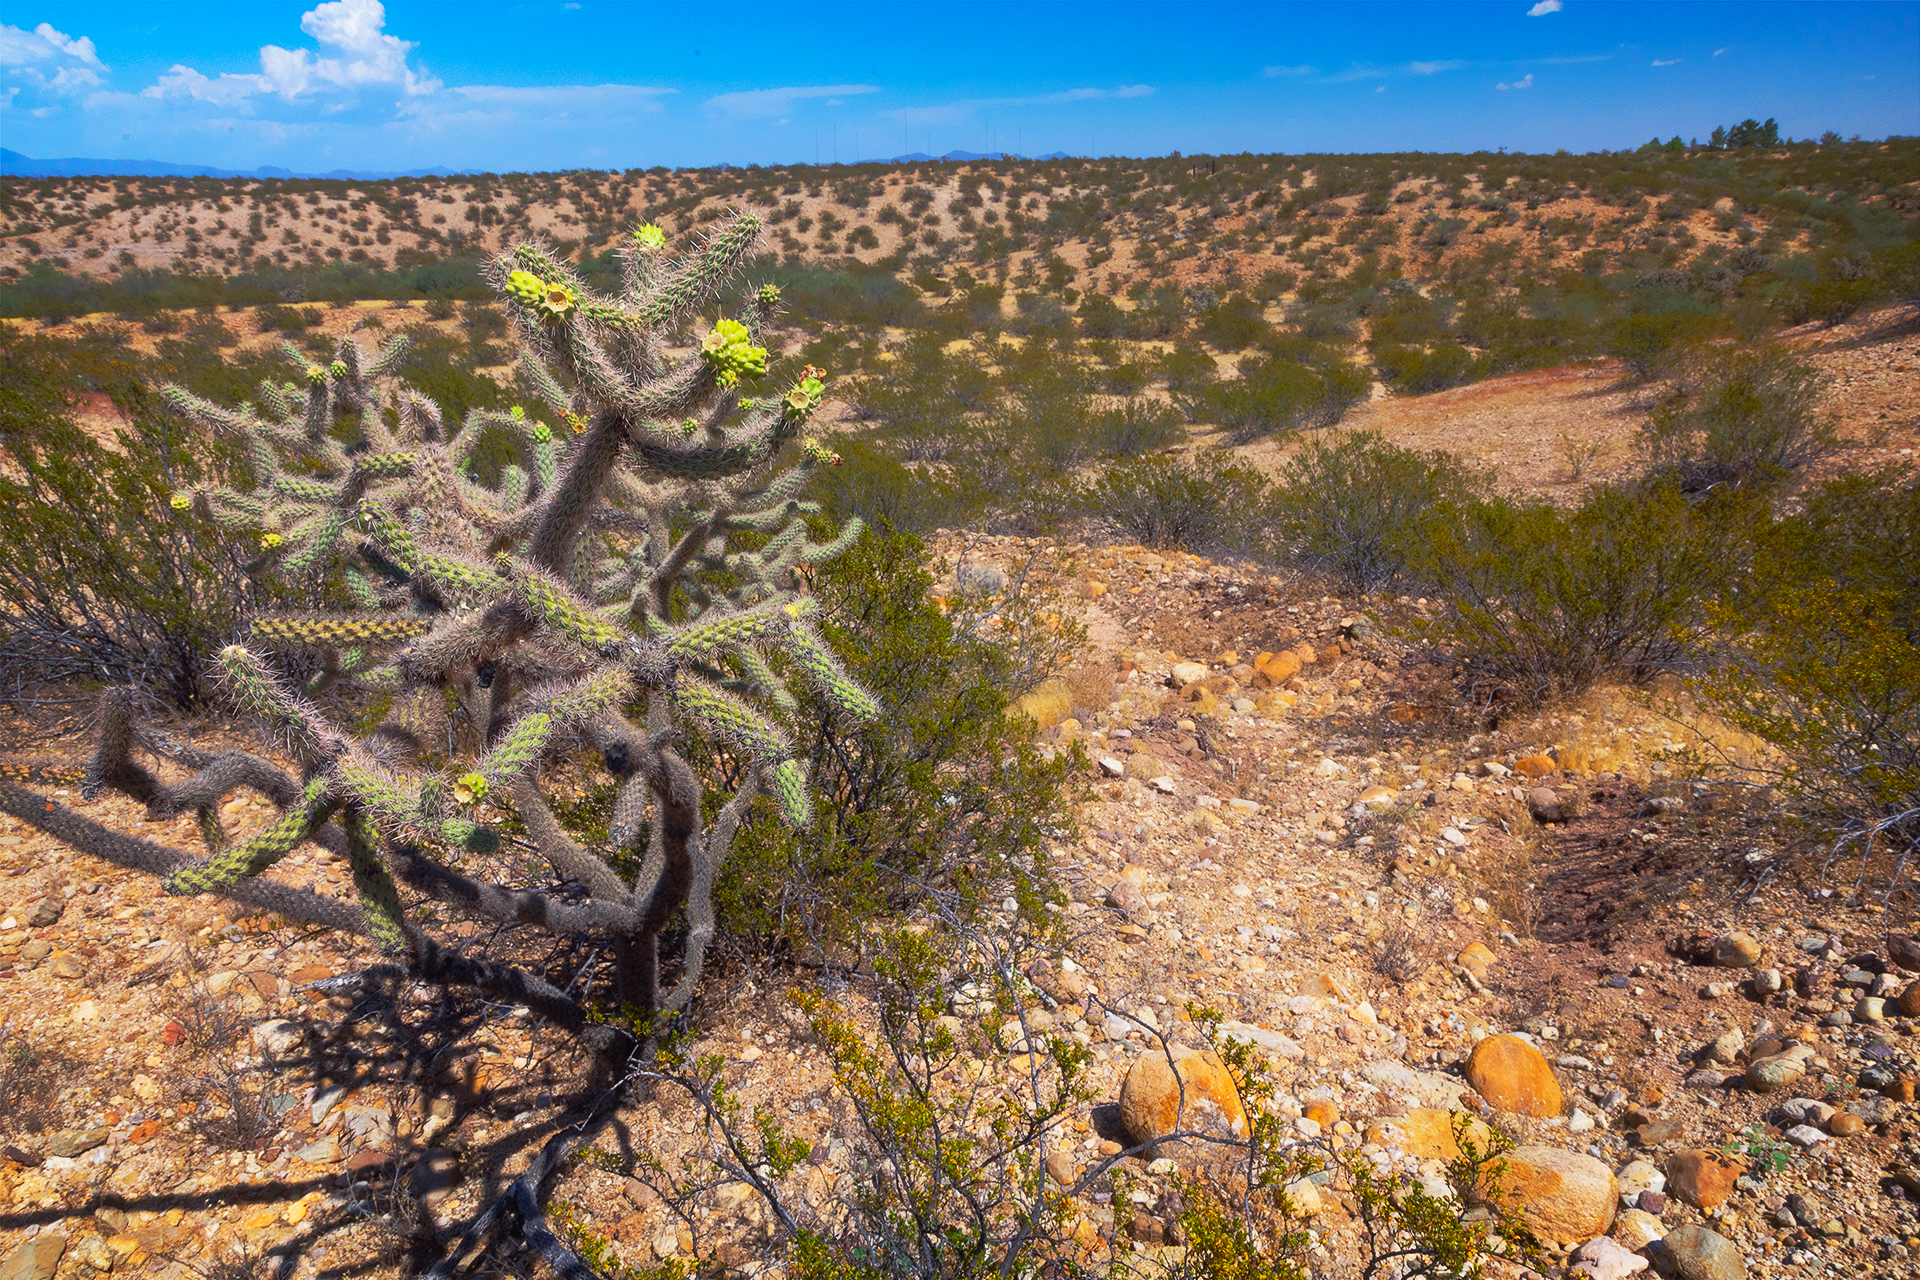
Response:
4,525,1920,1280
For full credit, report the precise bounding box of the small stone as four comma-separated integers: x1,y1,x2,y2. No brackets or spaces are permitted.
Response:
48,952,83,980
1889,932,1920,973
1783,1124,1827,1148
1570,1235,1648,1280
1710,933,1761,968
1751,968,1783,996
28,897,64,928
1045,1152,1076,1186
1827,1112,1864,1137
1617,1159,1665,1204
1855,996,1886,1023
1364,1109,1495,1160
1515,754,1557,778
410,1149,460,1205
1615,1207,1665,1250
68,1237,110,1274
252,1019,301,1058
1439,827,1467,847
0,1235,66,1280
46,1128,109,1159
1666,1150,1743,1210
1098,757,1126,778
1528,787,1568,822
292,1138,341,1164
1775,1098,1834,1126
1651,1223,1748,1280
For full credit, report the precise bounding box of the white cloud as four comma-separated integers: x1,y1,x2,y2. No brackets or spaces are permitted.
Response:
139,0,438,106
1115,84,1154,98
1713,47,1729,57
1496,73,1535,90
704,83,880,120
1328,60,1463,83
0,21,109,98
1651,58,1682,66
1528,1,1563,15
1374,85,1386,93
1263,64,1316,77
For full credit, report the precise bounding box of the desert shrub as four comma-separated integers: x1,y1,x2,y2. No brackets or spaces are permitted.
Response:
1090,397,1185,457
1641,346,1842,493
1195,293,1270,349
1701,470,1920,870
713,528,1078,948
1184,357,1368,443
1080,452,1270,553
0,328,278,707
1373,342,1475,395
1077,290,1127,338
1605,312,1714,383
1267,430,1482,593
1417,480,1739,707
1000,363,1097,471
807,437,979,534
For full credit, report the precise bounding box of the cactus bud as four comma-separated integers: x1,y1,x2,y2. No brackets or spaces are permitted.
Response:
259,531,283,551
681,417,699,437
328,360,348,380
633,224,666,250
510,405,526,420
698,319,768,389
504,269,544,306
305,365,327,385
170,493,191,512
531,422,552,443
757,284,782,305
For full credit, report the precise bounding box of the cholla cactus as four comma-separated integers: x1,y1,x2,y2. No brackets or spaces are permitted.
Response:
0,210,875,1034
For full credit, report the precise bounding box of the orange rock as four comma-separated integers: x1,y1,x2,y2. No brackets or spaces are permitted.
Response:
1258,651,1302,684
1293,643,1318,666
1514,755,1557,778
1481,1146,1617,1244
1389,705,1425,723
1456,941,1497,979
1898,982,1920,1018
1304,1100,1341,1128
127,1119,162,1145
1117,1049,1248,1152
1666,1149,1744,1210
1366,1108,1494,1160
1465,1034,1563,1118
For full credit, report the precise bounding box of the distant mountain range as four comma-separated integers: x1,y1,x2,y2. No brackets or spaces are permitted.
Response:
3,147,1084,182
1,149,464,181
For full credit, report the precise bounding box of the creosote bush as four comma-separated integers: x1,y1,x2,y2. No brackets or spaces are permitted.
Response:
1642,346,1843,493
1267,430,1483,594
1080,452,1270,554
1416,480,1740,709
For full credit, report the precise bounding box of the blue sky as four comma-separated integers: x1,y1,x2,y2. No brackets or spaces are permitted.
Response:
3,1,1915,171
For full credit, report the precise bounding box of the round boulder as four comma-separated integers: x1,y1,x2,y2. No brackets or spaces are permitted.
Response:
1466,1034,1563,1118
1651,1224,1748,1280
1117,1048,1248,1155
1479,1145,1617,1245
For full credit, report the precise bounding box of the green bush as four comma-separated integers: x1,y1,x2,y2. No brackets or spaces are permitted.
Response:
1700,470,1920,862
1184,358,1368,443
713,527,1079,947
0,328,287,708
1267,430,1482,593
807,437,979,534
1080,452,1270,553
1372,342,1475,395
1195,293,1271,349
1642,346,1842,493
1090,397,1185,457
1417,480,1739,707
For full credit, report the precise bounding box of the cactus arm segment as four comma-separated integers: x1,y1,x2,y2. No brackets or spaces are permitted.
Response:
162,775,336,895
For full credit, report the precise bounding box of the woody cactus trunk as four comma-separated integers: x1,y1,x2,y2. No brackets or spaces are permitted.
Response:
0,212,869,1061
